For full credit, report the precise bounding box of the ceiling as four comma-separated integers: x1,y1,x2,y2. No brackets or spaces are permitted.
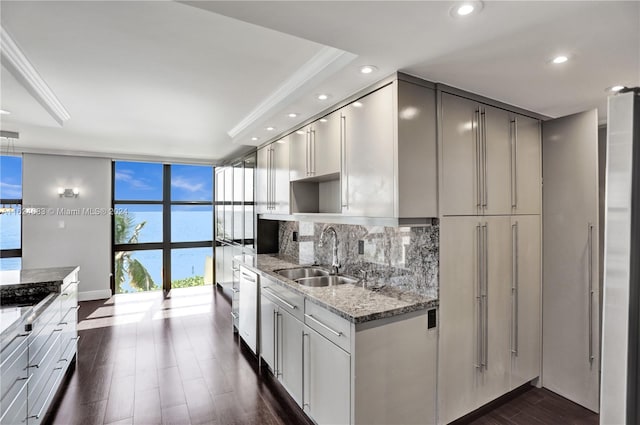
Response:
0,1,638,163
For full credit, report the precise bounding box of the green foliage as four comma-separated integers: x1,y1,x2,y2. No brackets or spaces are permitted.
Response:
114,212,159,293
171,275,206,288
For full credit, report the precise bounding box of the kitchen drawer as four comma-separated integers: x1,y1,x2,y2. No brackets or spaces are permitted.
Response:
262,279,304,321
59,333,78,365
28,330,62,402
0,372,29,425
304,300,351,353
59,281,78,314
0,334,29,401
58,305,77,331
27,366,64,425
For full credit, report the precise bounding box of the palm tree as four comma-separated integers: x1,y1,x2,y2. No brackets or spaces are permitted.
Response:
114,212,158,292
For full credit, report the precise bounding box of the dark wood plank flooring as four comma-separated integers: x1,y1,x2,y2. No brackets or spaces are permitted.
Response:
48,285,599,425
48,286,312,425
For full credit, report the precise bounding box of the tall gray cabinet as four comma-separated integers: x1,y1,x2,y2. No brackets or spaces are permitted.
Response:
438,89,543,424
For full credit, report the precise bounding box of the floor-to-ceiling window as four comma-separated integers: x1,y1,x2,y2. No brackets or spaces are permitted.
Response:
112,161,213,294
0,155,22,270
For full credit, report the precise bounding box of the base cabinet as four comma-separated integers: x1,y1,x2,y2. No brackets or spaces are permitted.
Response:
303,325,351,425
238,267,258,354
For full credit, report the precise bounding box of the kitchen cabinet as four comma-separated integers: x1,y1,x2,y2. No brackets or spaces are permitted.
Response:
542,109,600,412
438,216,540,423
339,80,438,219
303,324,351,425
238,266,259,354
290,111,341,181
440,92,541,216
1,324,30,425
257,138,290,214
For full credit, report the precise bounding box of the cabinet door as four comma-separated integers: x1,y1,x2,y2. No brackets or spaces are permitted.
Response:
542,109,600,412
260,294,277,373
238,268,258,354
342,85,395,217
273,137,290,214
280,309,303,406
223,167,234,239
289,128,309,181
214,244,224,286
312,111,341,177
214,168,225,240
440,93,482,216
304,325,350,425
482,106,512,215
512,115,541,215
510,215,541,388
243,154,255,249
256,146,269,214
438,216,482,423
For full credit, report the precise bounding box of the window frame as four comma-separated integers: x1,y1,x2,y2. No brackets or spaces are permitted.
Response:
0,154,22,266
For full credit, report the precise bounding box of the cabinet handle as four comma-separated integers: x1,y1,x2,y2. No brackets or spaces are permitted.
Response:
475,109,481,209
230,312,238,320
231,287,240,294
340,115,349,210
510,118,518,208
29,329,62,368
305,314,342,337
302,331,310,411
475,224,483,370
263,287,297,310
0,333,28,369
241,273,256,283
588,223,594,363
511,222,519,356
311,129,316,175
481,110,488,208
0,375,31,423
29,368,62,419
270,148,276,210
483,223,489,369
273,310,279,376
60,336,80,362
306,130,310,176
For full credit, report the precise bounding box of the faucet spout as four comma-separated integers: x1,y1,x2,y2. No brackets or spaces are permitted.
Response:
320,226,340,275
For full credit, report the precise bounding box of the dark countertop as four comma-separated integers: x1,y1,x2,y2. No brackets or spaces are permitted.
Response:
234,254,438,324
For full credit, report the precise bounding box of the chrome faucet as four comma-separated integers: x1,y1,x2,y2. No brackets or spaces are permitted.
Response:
319,226,340,275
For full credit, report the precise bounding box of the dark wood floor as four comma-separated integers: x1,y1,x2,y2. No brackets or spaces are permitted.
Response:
49,285,599,425
48,286,312,425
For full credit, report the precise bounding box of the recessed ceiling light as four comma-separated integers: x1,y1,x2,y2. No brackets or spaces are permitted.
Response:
0,110,10,115
449,1,483,18
353,101,363,108
609,85,625,92
552,55,569,64
288,113,298,118
317,94,329,101
296,130,305,135
251,137,259,141
266,126,275,131
360,65,377,75
319,118,328,123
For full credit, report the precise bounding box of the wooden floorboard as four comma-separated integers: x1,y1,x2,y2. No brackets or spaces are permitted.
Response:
48,285,599,425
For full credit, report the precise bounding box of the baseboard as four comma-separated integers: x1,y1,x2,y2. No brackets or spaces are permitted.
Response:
78,289,112,301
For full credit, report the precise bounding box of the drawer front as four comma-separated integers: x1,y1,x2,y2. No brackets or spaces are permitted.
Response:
0,335,29,401
27,366,64,425
59,281,78,315
0,373,29,425
304,300,351,353
28,331,62,402
262,279,304,321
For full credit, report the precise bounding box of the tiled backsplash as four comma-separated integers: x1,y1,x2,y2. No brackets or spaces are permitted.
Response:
278,221,439,298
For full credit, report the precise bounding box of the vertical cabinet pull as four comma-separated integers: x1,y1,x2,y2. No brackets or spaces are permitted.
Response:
481,110,488,208
475,224,483,370
511,222,519,356
273,310,278,376
311,129,316,175
266,148,272,210
475,109,481,210
510,117,518,208
302,331,310,411
306,130,310,176
588,223,594,363
340,115,348,210
271,148,276,211
482,223,489,370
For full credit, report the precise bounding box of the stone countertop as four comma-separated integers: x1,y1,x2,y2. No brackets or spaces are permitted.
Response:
236,254,438,324
0,266,79,288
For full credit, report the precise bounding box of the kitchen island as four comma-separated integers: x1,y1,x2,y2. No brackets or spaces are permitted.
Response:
234,254,438,425
0,266,79,425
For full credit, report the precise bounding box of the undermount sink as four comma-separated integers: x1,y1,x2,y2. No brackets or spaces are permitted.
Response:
276,267,330,280
297,275,358,287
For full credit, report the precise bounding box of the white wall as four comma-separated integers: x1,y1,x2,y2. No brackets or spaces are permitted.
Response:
22,153,112,300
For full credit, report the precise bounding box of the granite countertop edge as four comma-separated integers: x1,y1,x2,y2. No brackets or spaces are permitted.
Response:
235,254,438,324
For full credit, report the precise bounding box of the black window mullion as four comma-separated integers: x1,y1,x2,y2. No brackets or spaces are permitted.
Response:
163,164,171,295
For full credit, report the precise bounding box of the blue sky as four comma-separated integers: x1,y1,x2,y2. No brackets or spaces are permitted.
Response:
0,156,22,199
114,161,213,201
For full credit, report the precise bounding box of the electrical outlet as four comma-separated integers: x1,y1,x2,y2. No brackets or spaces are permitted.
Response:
358,240,364,255
292,231,298,242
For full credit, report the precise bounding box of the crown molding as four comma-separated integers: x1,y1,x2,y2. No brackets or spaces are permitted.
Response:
227,45,357,140
1,27,70,126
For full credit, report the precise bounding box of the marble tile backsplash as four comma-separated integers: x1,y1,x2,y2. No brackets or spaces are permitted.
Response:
278,221,439,298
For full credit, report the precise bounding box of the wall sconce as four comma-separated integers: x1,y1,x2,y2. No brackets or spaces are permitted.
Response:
58,187,79,198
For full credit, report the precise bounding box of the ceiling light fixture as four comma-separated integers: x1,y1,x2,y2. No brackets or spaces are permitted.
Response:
353,101,363,108
0,110,10,115
317,94,329,101
609,85,625,92
449,1,483,18
288,113,298,118
552,55,569,64
266,126,275,131
251,137,259,141
319,118,328,123
296,130,305,135
359,65,377,75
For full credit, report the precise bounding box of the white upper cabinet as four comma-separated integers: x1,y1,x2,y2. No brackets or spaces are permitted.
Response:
290,111,341,182
440,92,541,216
256,137,290,215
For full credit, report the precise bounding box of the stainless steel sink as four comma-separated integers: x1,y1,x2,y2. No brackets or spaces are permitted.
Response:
296,275,358,287
275,267,330,280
